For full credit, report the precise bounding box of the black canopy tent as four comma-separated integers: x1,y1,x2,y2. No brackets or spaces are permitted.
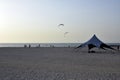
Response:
76,35,115,52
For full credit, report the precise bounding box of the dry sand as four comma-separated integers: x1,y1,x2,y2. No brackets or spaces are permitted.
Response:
0,47,120,80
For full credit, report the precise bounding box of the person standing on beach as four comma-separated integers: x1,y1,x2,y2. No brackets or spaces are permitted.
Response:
24,45,27,48
38,44,40,48
117,45,119,50
29,44,31,48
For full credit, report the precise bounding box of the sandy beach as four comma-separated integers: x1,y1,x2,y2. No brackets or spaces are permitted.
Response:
0,47,120,80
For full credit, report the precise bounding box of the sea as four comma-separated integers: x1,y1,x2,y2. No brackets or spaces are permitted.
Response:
0,43,80,48
0,43,119,48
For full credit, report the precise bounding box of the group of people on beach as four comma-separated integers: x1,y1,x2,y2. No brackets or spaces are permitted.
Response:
24,44,41,48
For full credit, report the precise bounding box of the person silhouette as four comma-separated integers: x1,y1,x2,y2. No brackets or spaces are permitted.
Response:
29,44,31,48
117,45,119,50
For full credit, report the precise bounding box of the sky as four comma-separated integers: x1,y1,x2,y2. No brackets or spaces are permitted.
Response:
0,0,120,43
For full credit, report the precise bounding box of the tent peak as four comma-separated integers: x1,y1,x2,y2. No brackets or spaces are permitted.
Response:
93,34,97,38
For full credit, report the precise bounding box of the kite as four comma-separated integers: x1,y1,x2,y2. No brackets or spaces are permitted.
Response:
58,24,64,26
64,32,69,37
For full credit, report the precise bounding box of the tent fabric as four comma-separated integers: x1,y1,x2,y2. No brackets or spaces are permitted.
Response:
76,34,114,50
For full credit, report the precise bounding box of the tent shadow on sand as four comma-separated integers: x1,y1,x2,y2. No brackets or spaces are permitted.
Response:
75,34,116,53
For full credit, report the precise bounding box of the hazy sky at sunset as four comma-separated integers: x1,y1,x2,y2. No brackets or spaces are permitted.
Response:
0,0,120,43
